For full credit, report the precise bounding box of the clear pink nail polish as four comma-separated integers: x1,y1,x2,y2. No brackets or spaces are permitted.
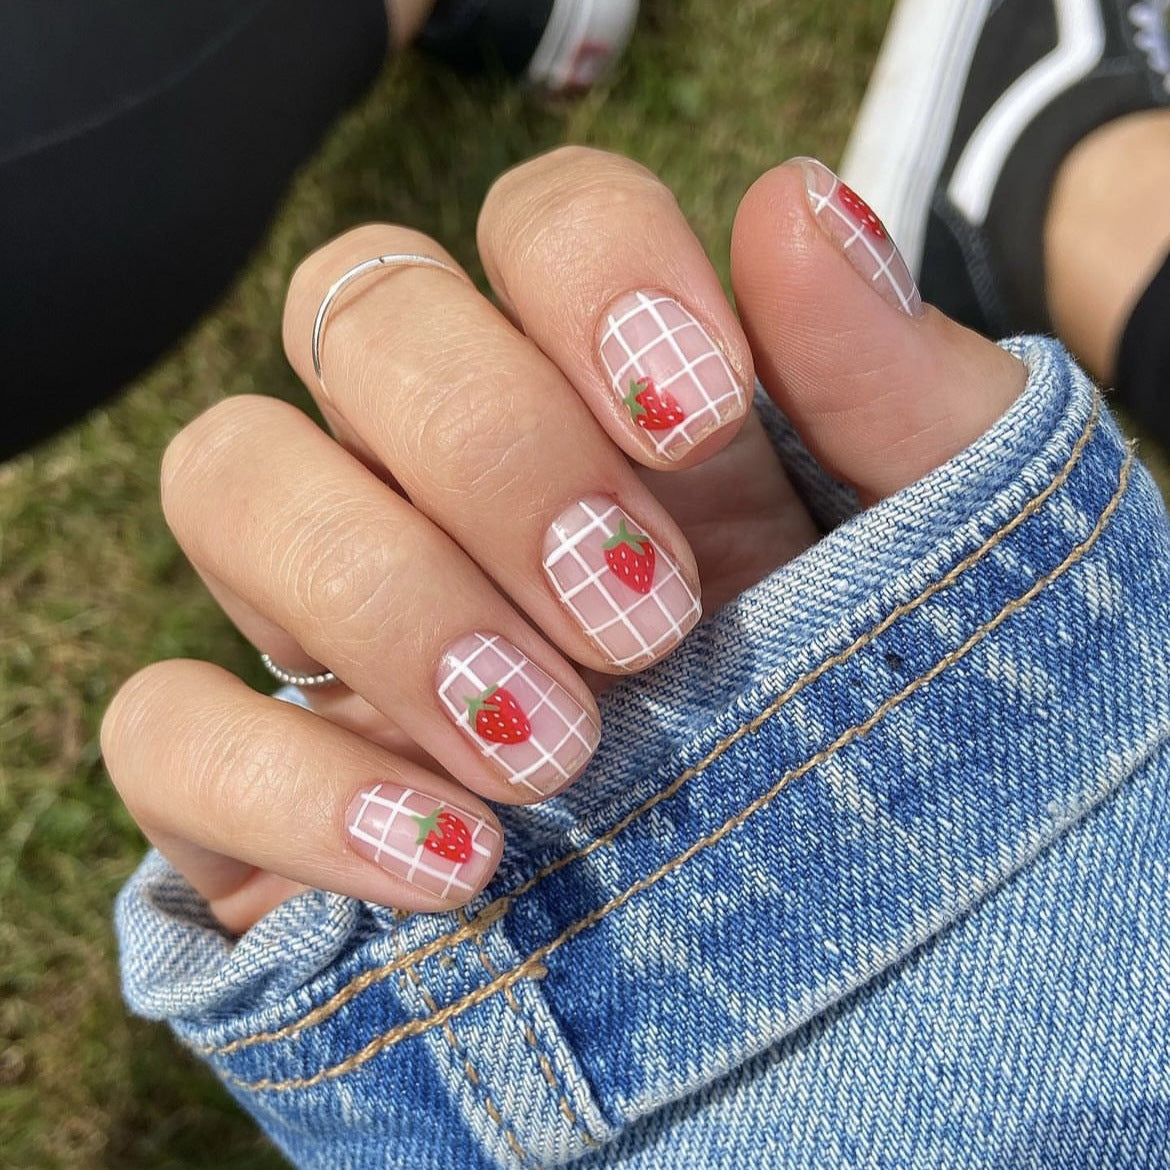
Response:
598,291,747,459
436,632,600,796
345,783,500,899
798,158,924,318
542,495,701,669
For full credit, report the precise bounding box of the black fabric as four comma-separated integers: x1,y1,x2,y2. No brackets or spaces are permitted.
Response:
1,0,388,461
419,0,554,75
923,193,1008,339
922,0,1169,338
1116,250,1170,449
939,0,1059,179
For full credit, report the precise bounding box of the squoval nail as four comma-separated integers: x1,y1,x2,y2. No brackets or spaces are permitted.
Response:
542,495,701,669
599,291,747,460
798,158,924,318
436,632,600,796
346,783,499,899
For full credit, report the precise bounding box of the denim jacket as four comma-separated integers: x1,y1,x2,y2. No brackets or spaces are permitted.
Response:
117,337,1170,1169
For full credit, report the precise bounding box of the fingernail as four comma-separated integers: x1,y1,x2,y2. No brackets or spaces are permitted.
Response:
598,291,747,460
346,783,500,898
542,495,701,669
797,158,924,318
436,632,600,796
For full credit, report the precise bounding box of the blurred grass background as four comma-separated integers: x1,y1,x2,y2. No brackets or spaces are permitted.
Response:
1,1,1165,1166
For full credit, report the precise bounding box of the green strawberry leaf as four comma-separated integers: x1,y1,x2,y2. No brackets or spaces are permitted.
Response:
412,808,440,845
465,686,501,719
622,380,648,419
604,518,649,553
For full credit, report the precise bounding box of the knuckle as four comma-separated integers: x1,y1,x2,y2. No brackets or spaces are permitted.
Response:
284,502,409,641
100,660,206,820
484,146,650,210
482,147,675,266
160,396,300,526
101,665,157,781
411,360,536,497
189,708,321,848
102,660,322,842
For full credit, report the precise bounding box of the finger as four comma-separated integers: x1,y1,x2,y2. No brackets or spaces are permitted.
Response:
477,146,753,468
197,565,327,679
189,566,437,758
162,394,600,803
102,660,505,929
281,225,702,673
192,559,437,762
731,159,1025,503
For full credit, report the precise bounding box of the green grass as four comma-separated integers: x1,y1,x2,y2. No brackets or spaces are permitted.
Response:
1,1,1165,1166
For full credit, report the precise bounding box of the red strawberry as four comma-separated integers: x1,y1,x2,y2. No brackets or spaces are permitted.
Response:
465,685,531,745
837,183,888,240
622,377,686,430
413,807,472,864
603,519,656,594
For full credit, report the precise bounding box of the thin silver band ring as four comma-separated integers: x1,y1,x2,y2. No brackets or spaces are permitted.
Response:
259,654,339,689
310,252,466,388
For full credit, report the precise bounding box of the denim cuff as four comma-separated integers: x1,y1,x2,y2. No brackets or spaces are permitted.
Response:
116,336,1170,1169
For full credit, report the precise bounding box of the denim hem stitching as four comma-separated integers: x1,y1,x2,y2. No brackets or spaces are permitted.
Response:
400,918,539,1168
458,909,602,1149
197,398,1102,1059
218,439,1133,1093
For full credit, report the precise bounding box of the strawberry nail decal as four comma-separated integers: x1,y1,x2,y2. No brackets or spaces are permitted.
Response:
622,377,686,431
544,498,700,668
438,633,600,795
603,518,656,594
465,684,532,745
413,806,473,864
837,183,888,240
800,159,923,318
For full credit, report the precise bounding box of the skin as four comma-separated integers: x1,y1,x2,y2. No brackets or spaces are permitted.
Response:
1046,109,1170,385
385,0,436,51
101,149,1025,933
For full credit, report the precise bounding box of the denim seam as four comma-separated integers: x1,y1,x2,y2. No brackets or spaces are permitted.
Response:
458,909,602,1150
198,398,1102,1060
397,919,539,1169
217,439,1133,1093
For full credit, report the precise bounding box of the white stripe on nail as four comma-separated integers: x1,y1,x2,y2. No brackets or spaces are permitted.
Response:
346,783,499,899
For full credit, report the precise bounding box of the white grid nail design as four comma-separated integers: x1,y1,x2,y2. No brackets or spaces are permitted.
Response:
543,496,701,669
346,783,498,899
801,158,924,318
599,291,746,460
436,633,600,796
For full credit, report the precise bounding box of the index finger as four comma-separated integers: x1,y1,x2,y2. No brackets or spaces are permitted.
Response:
477,147,753,469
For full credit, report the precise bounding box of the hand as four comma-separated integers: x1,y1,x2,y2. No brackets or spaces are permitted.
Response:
101,149,1024,932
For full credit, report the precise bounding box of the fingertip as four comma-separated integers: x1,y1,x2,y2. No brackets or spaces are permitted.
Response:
732,157,1025,500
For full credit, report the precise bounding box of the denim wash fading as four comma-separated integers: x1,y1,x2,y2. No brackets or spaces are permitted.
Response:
117,336,1170,1169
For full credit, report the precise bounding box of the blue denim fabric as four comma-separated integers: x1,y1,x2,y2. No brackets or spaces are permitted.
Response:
116,336,1170,1169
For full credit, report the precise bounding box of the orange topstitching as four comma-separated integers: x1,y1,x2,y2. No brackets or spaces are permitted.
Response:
200,398,1104,1061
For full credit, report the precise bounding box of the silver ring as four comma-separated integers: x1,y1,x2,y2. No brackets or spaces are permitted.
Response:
310,252,466,389
259,653,339,689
